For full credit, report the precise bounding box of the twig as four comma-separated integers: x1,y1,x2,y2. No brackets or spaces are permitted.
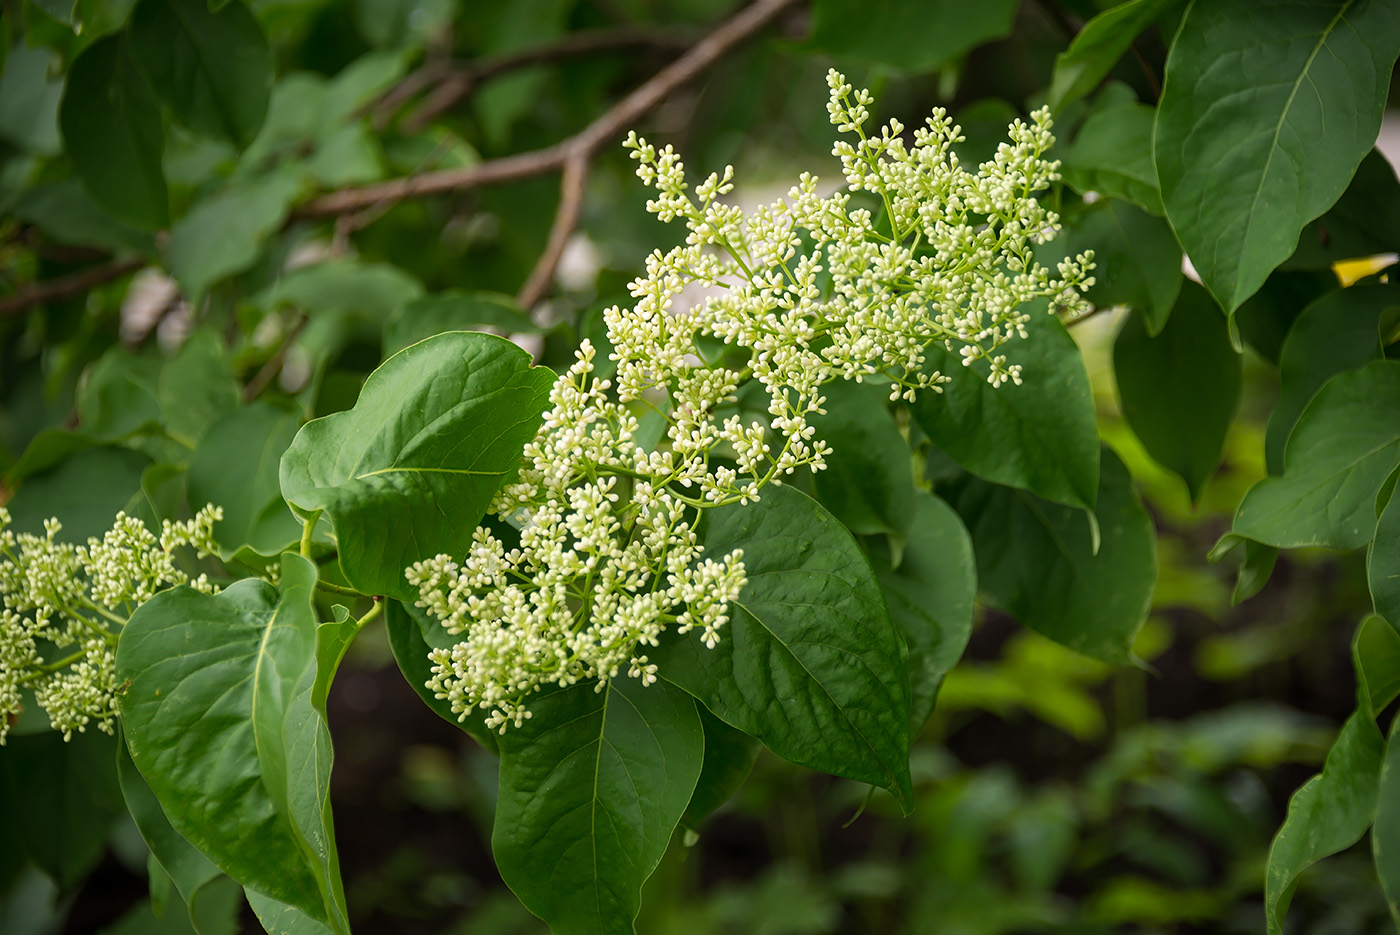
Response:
300,0,801,220
399,27,696,132
0,256,144,318
518,151,590,309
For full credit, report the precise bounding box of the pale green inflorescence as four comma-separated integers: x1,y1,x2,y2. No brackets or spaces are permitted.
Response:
409,71,1096,734
0,504,223,743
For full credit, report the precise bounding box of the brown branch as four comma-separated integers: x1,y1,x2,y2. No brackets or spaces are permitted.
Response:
300,0,802,220
518,152,590,309
0,256,144,318
399,27,696,133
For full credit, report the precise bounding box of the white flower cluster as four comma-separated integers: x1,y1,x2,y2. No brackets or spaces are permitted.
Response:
0,504,222,743
411,71,1094,732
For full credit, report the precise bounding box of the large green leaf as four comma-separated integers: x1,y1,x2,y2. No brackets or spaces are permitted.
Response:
1370,491,1400,631
117,555,349,933
116,742,228,931
187,402,302,559
0,43,63,155
12,180,156,256
6,445,151,540
0,730,121,893
128,0,272,148
1114,281,1241,500
1155,0,1400,312
167,168,304,303
245,890,335,935
912,310,1098,511
383,599,498,754
384,291,540,357
1376,714,1400,928
655,483,914,811
1048,0,1183,111
1265,617,1399,934
807,0,1017,71
1265,284,1397,474
77,348,163,442
866,491,976,733
257,259,423,323
279,331,555,600
1046,200,1183,335
1266,710,1383,934
809,381,914,536
948,447,1156,664
682,709,761,830
1284,149,1400,271
1059,100,1163,217
58,34,168,230
1232,269,1341,363
1230,361,1400,550
493,678,703,935
156,330,241,449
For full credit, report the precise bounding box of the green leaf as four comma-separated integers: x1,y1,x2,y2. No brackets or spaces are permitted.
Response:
245,890,335,935
807,0,1017,71
167,168,304,302
655,483,914,811
1284,149,1400,271
1355,615,1400,716
280,331,554,600
0,730,121,893
1376,714,1400,927
117,555,349,932
682,708,761,830
1266,713,1382,934
1232,269,1340,363
1059,100,1163,217
156,331,241,449
0,43,63,155
1370,490,1400,631
912,310,1098,510
493,678,703,935
6,445,151,540
116,741,226,928
1230,540,1279,606
1048,0,1182,111
1230,361,1400,550
12,180,156,256
257,259,423,323
866,491,976,733
187,402,302,559
383,598,498,753
384,291,539,357
77,348,163,442
29,0,79,26
949,447,1156,664
809,381,914,536
304,123,383,187
1266,284,1397,474
128,0,272,148
1155,0,1400,312
58,34,168,230
1113,281,1241,500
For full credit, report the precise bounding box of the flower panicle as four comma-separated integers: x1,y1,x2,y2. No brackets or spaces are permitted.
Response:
0,503,223,744
411,71,1095,732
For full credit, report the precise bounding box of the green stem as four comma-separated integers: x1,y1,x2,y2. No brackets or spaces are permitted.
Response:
316,579,365,598
300,510,323,559
353,599,384,633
